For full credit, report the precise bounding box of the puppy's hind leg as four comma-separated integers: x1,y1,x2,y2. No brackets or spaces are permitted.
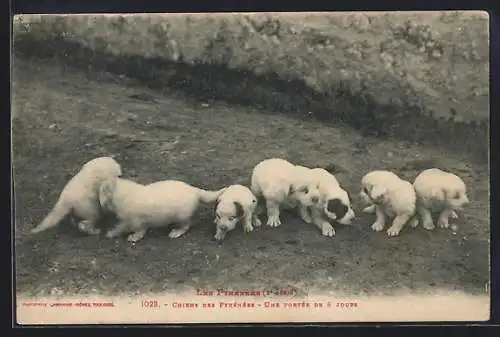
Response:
169,220,192,239
105,221,130,239
265,199,282,228
437,208,454,229
243,212,254,233
407,214,419,228
387,213,412,237
251,212,262,228
298,204,313,224
248,199,262,228
418,205,435,230
371,206,387,232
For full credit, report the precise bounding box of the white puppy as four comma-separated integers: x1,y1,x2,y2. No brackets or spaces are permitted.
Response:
213,184,261,241
360,170,416,237
298,168,356,237
250,158,321,228
99,177,227,242
407,168,469,230
30,156,122,235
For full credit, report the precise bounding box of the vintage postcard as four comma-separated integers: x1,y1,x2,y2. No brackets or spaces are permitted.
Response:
12,11,490,325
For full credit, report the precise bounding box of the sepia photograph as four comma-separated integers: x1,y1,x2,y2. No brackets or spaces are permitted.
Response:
12,11,490,325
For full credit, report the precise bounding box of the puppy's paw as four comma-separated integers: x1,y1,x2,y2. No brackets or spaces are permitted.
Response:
266,216,282,228
386,226,401,237
168,228,188,239
252,217,262,227
371,221,385,232
437,219,450,229
243,224,254,233
300,213,313,224
422,220,436,231
87,228,102,235
127,232,145,243
214,233,225,241
105,231,117,239
78,222,101,235
408,218,419,228
321,223,336,237
450,211,459,219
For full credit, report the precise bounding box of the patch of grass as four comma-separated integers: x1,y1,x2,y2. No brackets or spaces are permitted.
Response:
12,12,489,163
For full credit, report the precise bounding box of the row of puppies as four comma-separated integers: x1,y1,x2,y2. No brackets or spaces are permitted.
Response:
29,156,469,242
28,156,355,242
250,158,469,238
360,169,469,236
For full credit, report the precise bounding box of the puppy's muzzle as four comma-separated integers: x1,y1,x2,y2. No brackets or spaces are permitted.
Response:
311,196,319,204
214,225,229,241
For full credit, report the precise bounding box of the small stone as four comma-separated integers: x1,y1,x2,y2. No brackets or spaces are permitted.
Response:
431,49,443,59
50,287,64,296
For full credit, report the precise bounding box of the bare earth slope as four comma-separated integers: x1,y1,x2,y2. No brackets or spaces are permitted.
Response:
13,12,489,161
13,57,489,298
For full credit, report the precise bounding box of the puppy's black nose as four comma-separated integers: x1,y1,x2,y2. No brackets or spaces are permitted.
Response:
312,196,319,203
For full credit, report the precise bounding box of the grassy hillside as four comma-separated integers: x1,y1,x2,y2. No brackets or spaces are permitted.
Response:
12,12,489,161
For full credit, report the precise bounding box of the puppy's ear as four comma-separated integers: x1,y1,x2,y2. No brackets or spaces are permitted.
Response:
327,198,348,219
234,201,245,218
370,186,387,204
443,189,459,201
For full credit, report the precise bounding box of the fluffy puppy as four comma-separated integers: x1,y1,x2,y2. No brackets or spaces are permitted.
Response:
30,156,122,235
213,184,261,241
250,158,321,228
407,168,469,230
360,170,416,237
99,177,227,242
298,168,356,237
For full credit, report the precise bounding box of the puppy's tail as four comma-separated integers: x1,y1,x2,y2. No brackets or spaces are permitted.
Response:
197,187,228,204
30,197,71,234
98,178,117,213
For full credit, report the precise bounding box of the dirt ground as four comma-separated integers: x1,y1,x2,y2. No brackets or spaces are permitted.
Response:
13,56,490,298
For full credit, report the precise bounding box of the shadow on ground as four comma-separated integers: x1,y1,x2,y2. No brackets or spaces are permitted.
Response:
13,57,490,298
